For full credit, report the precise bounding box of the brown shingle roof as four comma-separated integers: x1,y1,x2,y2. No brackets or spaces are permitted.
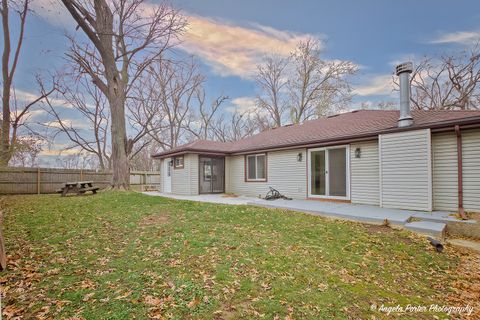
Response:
152,139,233,158
152,110,480,158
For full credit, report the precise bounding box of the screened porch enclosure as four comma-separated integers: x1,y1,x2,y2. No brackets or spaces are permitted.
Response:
199,156,225,194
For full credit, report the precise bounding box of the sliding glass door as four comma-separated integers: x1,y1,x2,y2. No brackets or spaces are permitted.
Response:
308,146,349,199
328,148,347,197
199,156,225,194
311,150,326,196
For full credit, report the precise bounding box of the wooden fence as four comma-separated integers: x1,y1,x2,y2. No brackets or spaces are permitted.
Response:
0,167,161,194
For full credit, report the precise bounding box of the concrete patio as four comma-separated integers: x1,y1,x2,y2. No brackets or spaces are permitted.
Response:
143,192,476,238
143,192,255,205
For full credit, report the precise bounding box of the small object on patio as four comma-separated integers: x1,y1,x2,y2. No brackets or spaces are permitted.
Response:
222,193,238,198
264,187,292,201
56,181,100,197
427,237,444,253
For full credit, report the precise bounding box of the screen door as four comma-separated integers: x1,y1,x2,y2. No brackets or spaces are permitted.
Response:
199,156,225,194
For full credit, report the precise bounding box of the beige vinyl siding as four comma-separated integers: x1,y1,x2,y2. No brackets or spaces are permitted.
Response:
189,154,199,195
431,129,480,212
157,160,163,192
432,132,458,211
380,129,432,211
462,129,480,212
171,154,198,195
159,159,165,192
350,141,379,205
226,148,307,199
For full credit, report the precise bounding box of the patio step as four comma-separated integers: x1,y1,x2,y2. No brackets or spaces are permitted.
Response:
411,212,477,224
404,221,446,238
447,239,480,252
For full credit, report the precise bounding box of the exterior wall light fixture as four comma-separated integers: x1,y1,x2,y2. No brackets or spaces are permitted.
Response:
355,148,361,158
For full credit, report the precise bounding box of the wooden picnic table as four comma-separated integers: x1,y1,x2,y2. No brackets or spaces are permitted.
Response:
57,180,99,197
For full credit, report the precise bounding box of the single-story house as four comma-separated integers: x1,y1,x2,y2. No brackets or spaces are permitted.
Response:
152,63,480,215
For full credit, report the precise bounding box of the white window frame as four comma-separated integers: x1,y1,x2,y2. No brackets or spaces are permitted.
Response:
245,153,267,182
307,145,350,200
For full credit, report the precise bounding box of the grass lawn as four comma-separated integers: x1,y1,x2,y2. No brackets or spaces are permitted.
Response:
0,191,476,319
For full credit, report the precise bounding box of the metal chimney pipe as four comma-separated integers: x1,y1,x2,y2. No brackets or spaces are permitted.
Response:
395,62,414,127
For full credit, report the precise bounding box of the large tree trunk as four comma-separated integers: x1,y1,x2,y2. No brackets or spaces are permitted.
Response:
94,0,130,190
108,80,130,189
60,0,182,188
0,86,11,166
1,0,11,167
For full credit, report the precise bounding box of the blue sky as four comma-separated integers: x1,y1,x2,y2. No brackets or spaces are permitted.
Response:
7,0,480,164
170,0,480,107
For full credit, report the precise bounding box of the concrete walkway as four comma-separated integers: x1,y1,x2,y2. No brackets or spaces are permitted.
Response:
143,192,254,205
143,192,475,238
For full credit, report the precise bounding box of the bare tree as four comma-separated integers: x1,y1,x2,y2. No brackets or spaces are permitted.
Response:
145,58,203,150
398,48,480,110
9,134,43,167
61,0,184,189
54,152,96,170
212,109,259,142
255,55,288,127
125,76,160,161
130,55,249,148
288,38,357,123
44,77,111,170
1,0,55,165
254,38,357,127
360,100,396,110
129,138,161,171
187,90,228,140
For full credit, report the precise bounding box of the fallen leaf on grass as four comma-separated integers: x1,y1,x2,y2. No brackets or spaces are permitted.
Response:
317,283,329,292
148,308,164,319
3,305,25,318
82,292,95,302
145,295,163,306
80,279,97,290
261,282,271,291
187,297,200,308
46,268,60,276
114,290,132,300
36,305,51,319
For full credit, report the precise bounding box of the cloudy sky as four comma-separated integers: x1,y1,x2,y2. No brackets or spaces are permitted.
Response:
9,0,480,165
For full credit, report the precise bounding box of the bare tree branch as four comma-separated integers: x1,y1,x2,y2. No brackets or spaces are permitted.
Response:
1,0,38,165
43,76,111,170
255,38,357,127
288,38,357,123
61,0,185,188
255,55,288,127
394,46,480,110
